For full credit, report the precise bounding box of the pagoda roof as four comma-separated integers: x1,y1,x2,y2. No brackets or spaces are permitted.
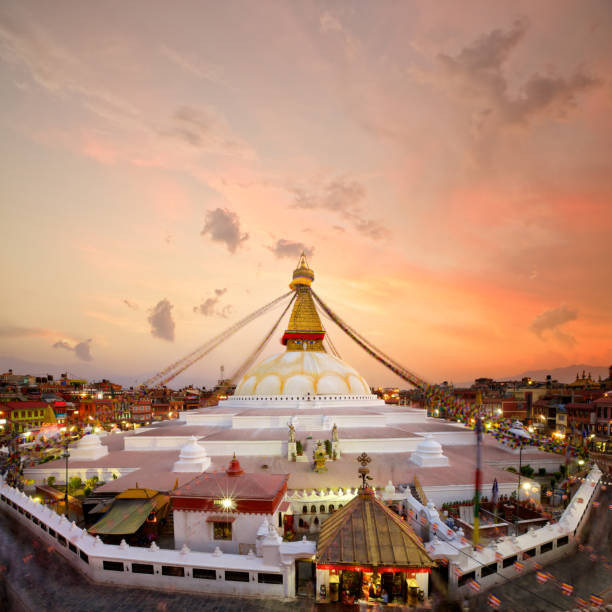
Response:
316,487,434,569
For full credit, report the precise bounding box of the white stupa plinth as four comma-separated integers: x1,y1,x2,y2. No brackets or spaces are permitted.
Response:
410,434,449,467
68,434,109,461
173,436,211,473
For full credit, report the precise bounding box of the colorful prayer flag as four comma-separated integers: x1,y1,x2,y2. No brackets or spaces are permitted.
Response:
469,579,481,593
514,561,524,572
487,593,501,609
590,594,603,606
560,583,574,596
536,571,548,584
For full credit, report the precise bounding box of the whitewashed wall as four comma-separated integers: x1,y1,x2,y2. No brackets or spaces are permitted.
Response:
0,478,315,599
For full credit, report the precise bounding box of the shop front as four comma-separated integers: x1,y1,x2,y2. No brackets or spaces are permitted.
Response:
317,564,429,605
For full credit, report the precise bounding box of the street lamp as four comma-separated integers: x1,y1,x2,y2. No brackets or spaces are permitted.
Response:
61,443,70,517
508,420,531,534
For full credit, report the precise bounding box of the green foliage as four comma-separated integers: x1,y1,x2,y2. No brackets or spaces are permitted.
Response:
538,467,546,477
520,464,535,478
46,476,56,486
296,440,303,455
69,476,83,491
324,439,332,456
559,464,568,477
507,466,517,473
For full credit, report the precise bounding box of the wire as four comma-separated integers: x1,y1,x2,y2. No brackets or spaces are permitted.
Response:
142,291,292,387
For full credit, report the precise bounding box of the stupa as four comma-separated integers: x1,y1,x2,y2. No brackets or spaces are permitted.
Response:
26,255,555,543
234,254,372,398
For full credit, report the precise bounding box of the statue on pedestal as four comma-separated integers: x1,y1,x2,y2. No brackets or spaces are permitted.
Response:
332,423,338,442
288,423,296,443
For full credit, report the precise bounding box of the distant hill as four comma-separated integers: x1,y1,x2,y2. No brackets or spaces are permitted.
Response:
502,364,610,384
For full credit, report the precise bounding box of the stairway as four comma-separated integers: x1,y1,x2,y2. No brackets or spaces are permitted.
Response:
409,483,422,504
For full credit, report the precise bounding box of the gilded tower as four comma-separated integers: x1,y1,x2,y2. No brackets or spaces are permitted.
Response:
281,253,326,352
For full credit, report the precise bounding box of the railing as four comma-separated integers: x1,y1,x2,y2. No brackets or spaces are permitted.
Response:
414,474,428,506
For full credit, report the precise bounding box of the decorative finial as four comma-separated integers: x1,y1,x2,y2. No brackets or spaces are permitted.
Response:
357,452,373,489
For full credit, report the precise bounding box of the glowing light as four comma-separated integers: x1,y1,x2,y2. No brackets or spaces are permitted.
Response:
522,482,531,490
527,426,534,433
32,497,42,503
578,459,584,465
220,497,234,510
496,409,503,415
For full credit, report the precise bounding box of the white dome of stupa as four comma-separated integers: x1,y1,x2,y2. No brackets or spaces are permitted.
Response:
410,434,449,467
69,433,109,461
173,437,211,473
235,350,370,396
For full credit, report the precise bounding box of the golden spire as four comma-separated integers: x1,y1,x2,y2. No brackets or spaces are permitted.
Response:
282,253,326,352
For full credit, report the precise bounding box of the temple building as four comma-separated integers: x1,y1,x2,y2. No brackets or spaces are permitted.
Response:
22,255,569,601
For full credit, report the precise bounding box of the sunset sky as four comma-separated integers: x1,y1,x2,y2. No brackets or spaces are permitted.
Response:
1,1,611,388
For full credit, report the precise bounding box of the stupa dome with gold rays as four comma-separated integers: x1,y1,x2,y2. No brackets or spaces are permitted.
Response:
235,255,371,397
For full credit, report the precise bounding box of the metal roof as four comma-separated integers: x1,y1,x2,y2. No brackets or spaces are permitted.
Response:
316,487,435,568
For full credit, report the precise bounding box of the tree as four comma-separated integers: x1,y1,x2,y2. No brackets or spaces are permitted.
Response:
47,476,56,487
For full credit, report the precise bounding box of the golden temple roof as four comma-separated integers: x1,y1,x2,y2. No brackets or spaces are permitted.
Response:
316,487,434,568
282,254,326,351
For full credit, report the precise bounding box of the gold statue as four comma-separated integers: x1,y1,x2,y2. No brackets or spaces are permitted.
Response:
313,440,328,473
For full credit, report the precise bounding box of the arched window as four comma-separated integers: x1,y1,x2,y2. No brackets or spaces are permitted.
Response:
338,504,343,509
302,505,308,514
311,505,317,514
329,504,335,512
298,518,305,528
314,517,319,525
320,504,326,513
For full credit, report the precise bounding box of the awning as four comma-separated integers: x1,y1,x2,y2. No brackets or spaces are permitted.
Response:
205,515,236,523
88,494,168,535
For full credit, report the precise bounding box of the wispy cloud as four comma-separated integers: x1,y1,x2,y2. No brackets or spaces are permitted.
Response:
268,239,313,259
148,299,175,341
160,45,222,82
201,207,249,253
438,19,600,131
530,305,578,347
291,178,389,240
0,325,55,339
123,299,139,311
193,288,232,317
52,338,93,361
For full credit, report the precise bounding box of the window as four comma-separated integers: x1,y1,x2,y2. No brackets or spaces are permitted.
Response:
540,541,553,554
48,528,56,537
225,571,249,582
329,504,335,512
213,521,232,540
57,535,67,546
481,563,497,578
132,563,155,574
522,548,536,559
458,571,475,587
103,560,124,572
302,505,308,514
162,565,184,577
25,512,31,519
258,573,283,584
557,536,569,547
32,517,39,525
68,543,77,554
320,505,326,513
502,555,517,568
311,505,316,513
40,523,47,532
80,551,89,563
193,568,216,580
18,507,24,514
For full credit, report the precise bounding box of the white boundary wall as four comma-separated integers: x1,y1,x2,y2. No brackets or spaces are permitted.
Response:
418,466,602,598
0,478,315,599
